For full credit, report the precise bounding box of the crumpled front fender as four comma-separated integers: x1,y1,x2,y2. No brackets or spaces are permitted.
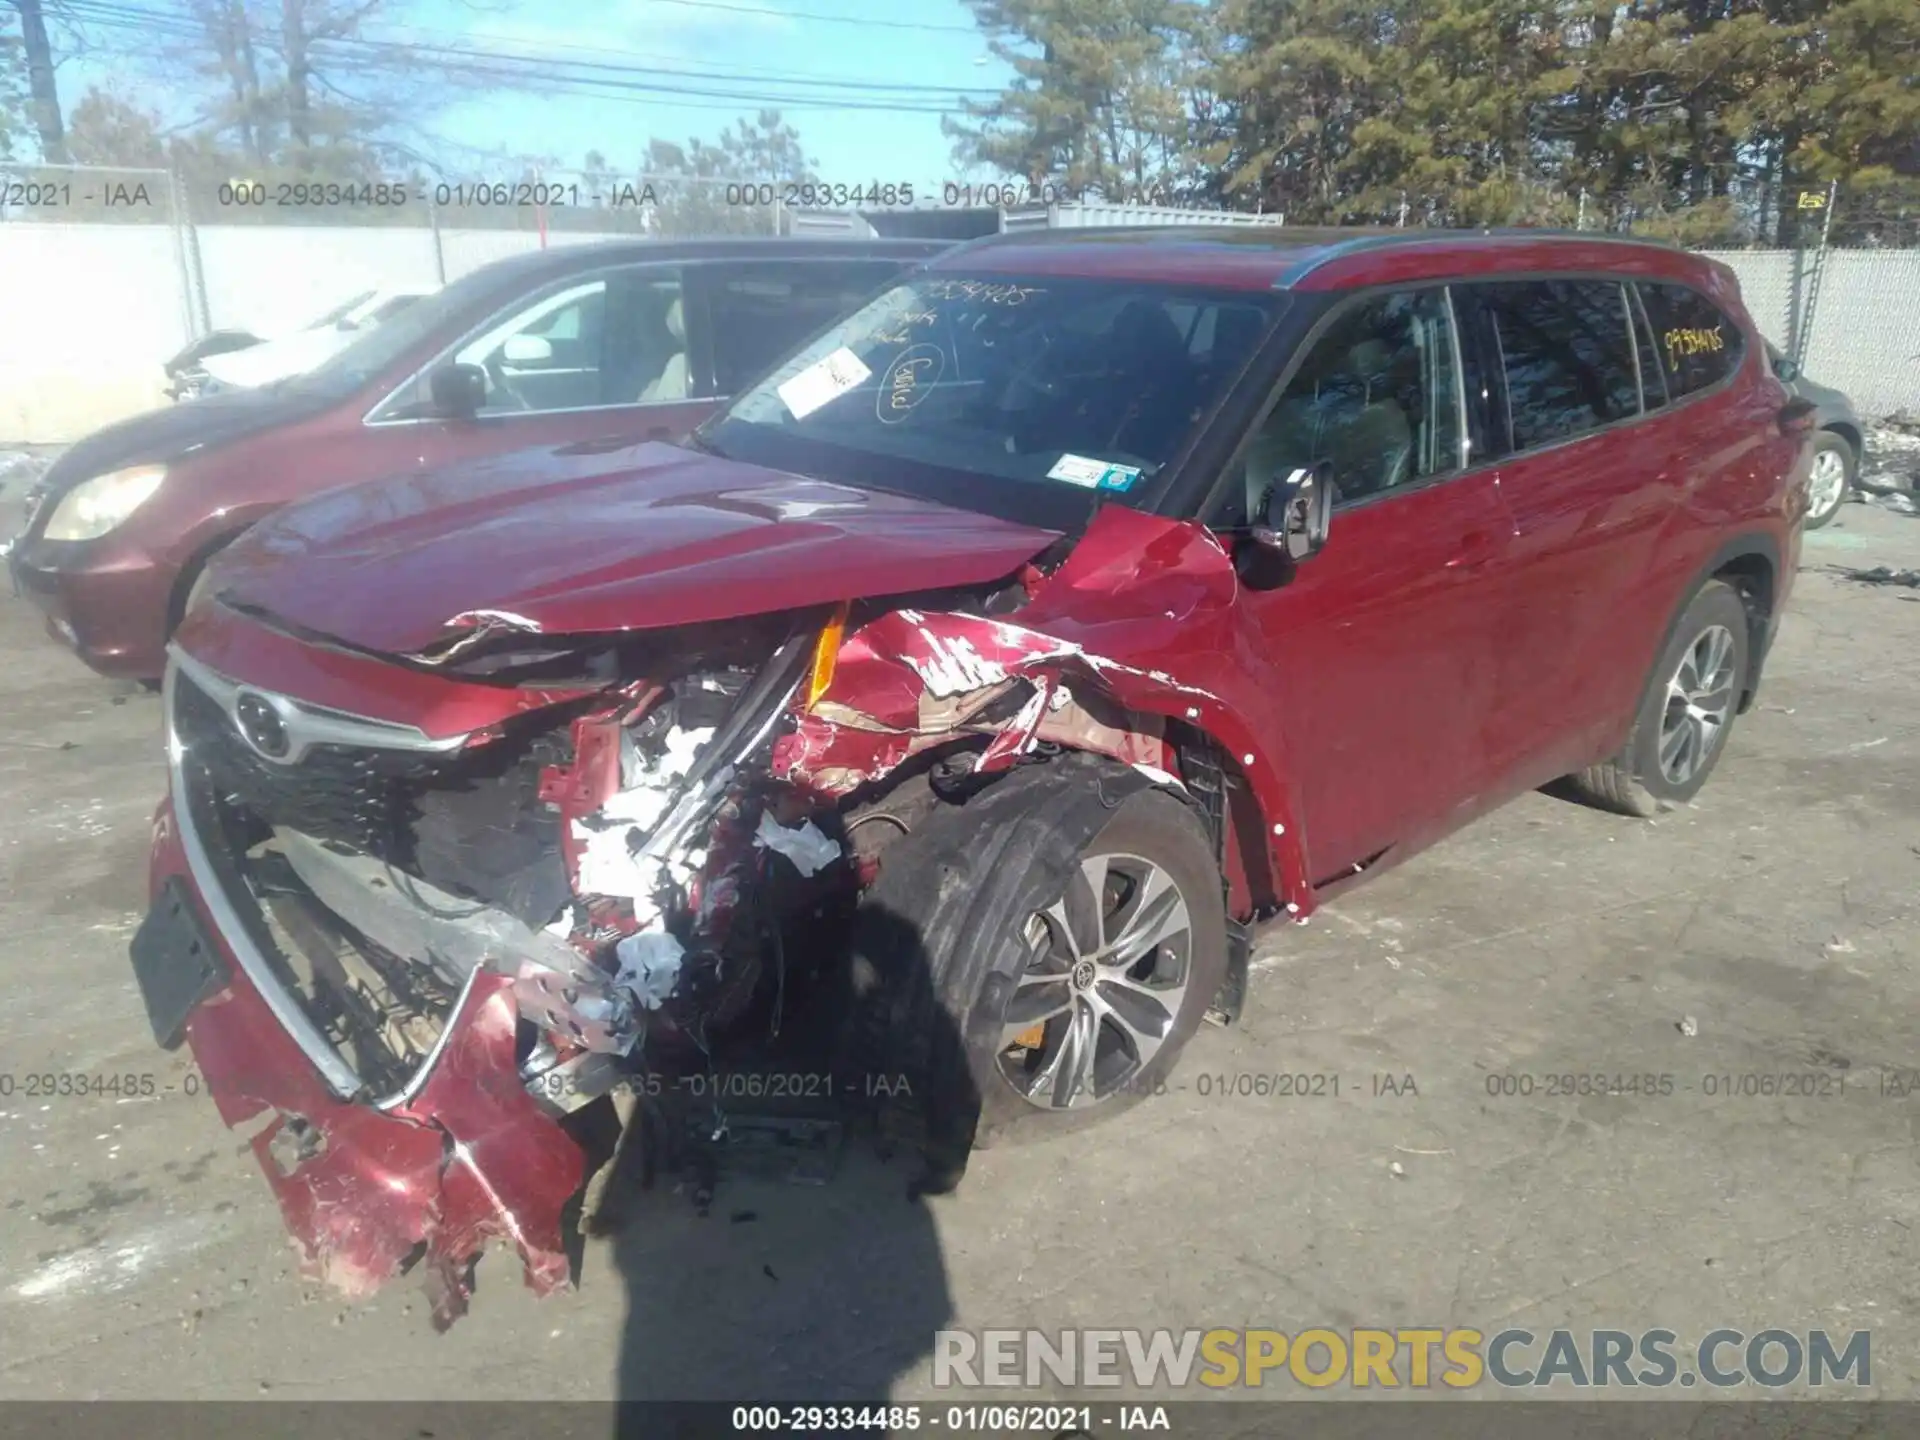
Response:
773,505,1313,918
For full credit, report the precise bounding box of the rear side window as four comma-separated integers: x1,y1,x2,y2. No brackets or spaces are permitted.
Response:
707,261,906,395
1480,280,1639,452
1638,282,1743,399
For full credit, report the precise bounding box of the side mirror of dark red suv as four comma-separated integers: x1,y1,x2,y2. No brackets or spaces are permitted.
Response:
1253,461,1335,562
429,362,487,420
1777,396,1818,435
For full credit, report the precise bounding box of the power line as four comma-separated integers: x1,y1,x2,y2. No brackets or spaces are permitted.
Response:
640,0,983,36
57,0,997,110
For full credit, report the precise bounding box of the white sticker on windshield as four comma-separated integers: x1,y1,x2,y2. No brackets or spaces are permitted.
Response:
777,347,872,420
1047,454,1109,488
1048,454,1144,492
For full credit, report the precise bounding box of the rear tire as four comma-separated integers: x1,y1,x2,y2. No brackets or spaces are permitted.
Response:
1803,432,1855,530
1567,580,1751,817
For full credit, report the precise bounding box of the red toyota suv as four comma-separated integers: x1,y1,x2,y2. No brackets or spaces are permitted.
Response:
7,237,945,681
131,227,1813,1325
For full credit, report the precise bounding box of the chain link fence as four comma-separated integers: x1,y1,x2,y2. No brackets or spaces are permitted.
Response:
3,162,1917,439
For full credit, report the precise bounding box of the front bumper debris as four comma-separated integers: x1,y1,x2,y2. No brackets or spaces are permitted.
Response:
145,800,586,1329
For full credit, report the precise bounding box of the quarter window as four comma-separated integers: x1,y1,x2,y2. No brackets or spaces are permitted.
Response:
1220,288,1462,523
1482,280,1639,452
1639,282,1743,399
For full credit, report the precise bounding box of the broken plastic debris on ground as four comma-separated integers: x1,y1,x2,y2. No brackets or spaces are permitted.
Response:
1836,566,1920,589
1860,420,1920,495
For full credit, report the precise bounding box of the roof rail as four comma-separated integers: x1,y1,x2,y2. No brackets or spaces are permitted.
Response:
1274,226,1690,288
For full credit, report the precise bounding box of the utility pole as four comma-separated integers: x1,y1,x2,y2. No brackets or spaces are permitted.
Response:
11,0,69,163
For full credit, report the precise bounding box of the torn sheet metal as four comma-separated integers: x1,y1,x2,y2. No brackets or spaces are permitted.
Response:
773,607,1186,796
776,504,1315,916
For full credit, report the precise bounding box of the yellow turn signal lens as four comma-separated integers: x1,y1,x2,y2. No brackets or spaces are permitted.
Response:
807,605,848,709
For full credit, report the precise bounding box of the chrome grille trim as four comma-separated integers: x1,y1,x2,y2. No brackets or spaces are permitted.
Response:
169,645,472,767
163,655,366,1099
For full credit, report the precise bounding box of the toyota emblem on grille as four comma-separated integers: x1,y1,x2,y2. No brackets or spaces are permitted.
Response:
233,691,291,759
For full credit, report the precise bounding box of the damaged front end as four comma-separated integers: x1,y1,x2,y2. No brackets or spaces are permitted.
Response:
148,602,871,1327
143,505,1289,1325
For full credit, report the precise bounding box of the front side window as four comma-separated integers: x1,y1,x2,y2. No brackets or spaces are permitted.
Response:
707,261,909,396
1482,280,1639,452
378,268,686,419
1216,288,1461,525
1639,282,1744,399
705,274,1280,526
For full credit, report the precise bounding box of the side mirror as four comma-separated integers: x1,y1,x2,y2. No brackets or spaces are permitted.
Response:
1253,462,1334,562
1773,352,1800,381
428,362,487,420
1778,396,1819,435
502,334,553,366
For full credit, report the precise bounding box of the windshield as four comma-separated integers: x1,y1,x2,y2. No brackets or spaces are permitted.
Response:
306,291,376,330
285,267,527,398
703,273,1283,526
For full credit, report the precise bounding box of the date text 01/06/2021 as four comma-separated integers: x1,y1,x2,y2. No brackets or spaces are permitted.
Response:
728,1403,1167,1433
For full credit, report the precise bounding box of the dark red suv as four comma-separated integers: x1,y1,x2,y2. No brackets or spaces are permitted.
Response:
7,237,944,681
130,227,1812,1324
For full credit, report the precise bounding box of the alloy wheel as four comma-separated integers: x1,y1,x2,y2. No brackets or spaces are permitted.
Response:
1657,624,1738,786
998,851,1194,1110
1808,447,1848,520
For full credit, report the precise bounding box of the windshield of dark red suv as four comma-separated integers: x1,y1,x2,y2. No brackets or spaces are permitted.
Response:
702,273,1284,526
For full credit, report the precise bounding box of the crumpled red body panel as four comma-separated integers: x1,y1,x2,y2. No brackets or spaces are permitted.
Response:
154,802,585,1326
773,505,1313,916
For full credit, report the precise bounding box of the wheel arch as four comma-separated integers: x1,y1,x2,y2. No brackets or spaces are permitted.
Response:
1639,533,1780,724
1821,421,1863,466
165,519,259,639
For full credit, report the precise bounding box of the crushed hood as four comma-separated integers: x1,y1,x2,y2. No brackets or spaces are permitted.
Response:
214,441,1062,655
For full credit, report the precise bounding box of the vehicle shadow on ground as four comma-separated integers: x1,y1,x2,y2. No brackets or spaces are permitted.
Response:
595,901,971,1420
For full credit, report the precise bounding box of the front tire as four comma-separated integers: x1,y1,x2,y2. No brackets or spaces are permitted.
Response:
847,757,1227,1177
1567,580,1751,817
1803,433,1855,529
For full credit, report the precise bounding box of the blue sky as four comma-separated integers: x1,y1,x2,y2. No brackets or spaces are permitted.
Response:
340,0,1014,185
35,0,1020,184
